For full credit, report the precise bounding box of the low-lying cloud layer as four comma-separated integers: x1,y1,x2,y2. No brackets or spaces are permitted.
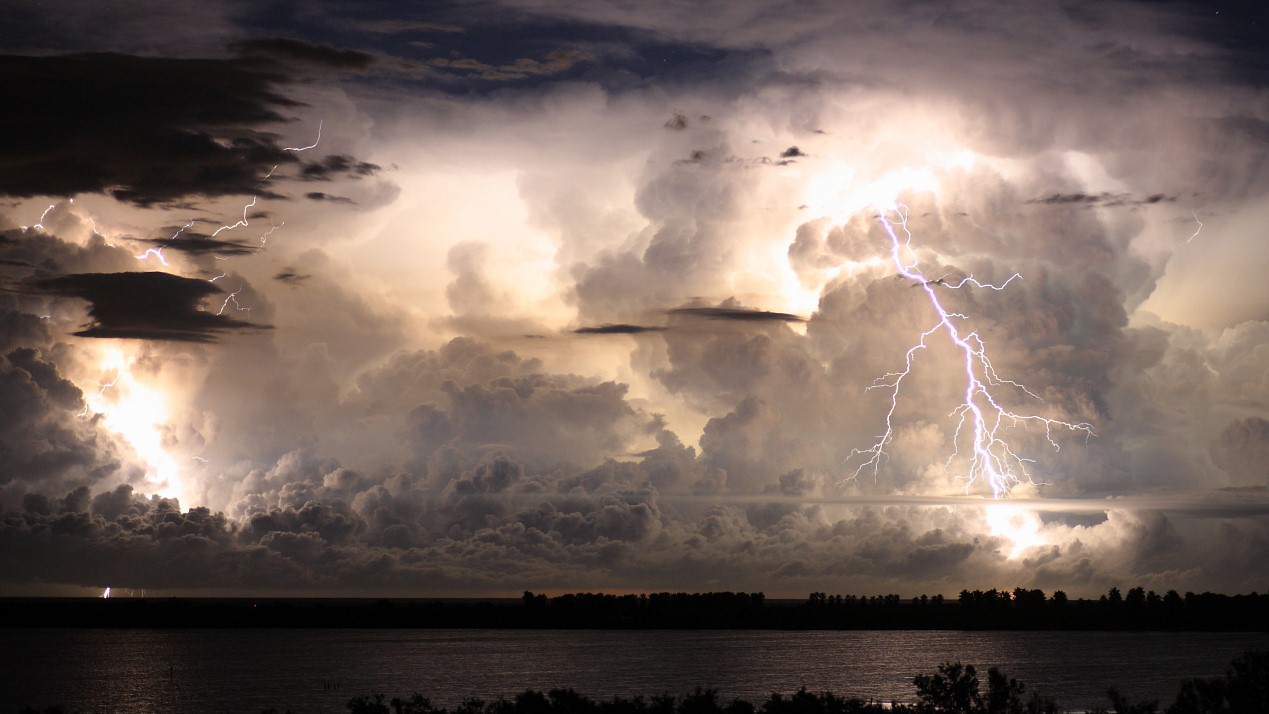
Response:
0,0,1266,598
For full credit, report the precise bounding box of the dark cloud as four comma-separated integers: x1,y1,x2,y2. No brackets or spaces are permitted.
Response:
779,146,807,158
355,19,465,35
229,37,376,70
273,268,312,284
1026,192,1174,207
305,192,357,205
135,235,259,258
0,53,301,205
18,272,267,342
300,154,382,181
573,324,664,334
668,306,806,323
428,48,590,81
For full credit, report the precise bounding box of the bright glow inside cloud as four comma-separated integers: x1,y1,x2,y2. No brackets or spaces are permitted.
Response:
82,346,190,507
986,504,1046,559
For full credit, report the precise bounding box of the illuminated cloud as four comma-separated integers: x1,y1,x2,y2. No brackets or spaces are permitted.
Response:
0,0,1267,598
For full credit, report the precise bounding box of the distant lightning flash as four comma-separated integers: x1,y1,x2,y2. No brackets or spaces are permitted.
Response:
847,205,1093,498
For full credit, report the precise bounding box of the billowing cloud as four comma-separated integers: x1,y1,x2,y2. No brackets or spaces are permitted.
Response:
0,0,1267,599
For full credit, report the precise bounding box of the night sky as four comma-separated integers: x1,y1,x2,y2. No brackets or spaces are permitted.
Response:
1,0,1267,598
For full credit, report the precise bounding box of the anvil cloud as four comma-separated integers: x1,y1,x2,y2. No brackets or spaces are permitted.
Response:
0,0,1267,598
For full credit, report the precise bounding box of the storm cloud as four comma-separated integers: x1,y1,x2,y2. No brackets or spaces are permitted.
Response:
0,0,1266,599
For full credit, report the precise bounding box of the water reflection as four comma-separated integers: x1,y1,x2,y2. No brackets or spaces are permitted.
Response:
1,629,1265,713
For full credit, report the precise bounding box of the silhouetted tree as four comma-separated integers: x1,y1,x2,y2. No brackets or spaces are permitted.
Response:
914,662,981,713
1168,650,1269,714
348,694,391,714
1091,689,1158,714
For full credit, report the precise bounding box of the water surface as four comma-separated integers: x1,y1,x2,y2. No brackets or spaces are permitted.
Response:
3,629,1266,713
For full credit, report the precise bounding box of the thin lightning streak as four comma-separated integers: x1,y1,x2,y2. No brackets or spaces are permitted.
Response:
208,272,226,283
255,221,284,252
77,373,119,417
33,204,55,231
168,220,195,240
134,246,168,266
135,220,192,265
846,205,1093,498
1187,211,1203,243
211,197,257,237
282,119,322,152
217,285,250,316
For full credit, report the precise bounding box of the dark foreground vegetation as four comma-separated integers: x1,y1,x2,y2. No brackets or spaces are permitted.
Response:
22,650,1259,714
5,587,1268,630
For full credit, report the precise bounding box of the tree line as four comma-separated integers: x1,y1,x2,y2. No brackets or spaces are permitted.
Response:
4,588,1265,629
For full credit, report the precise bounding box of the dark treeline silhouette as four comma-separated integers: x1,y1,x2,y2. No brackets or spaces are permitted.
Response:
798,586,1269,630
3,586,1267,630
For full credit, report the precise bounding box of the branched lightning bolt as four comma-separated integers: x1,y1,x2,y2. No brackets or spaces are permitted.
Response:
77,372,119,418
217,285,251,316
134,246,168,265
846,205,1093,498
135,220,193,265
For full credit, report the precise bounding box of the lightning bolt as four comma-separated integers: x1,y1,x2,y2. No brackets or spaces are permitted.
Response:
1187,211,1202,243
134,246,168,266
134,220,193,265
847,205,1093,498
32,203,55,231
77,371,119,418
217,285,250,316
211,197,257,238
255,221,284,252
282,119,322,152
